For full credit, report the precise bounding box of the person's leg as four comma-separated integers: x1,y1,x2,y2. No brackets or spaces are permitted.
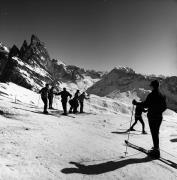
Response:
69,106,73,113
75,101,79,113
148,116,162,158
139,116,145,132
73,101,78,113
152,119,162,149
51,97,53,108
49,98,52,108
129,117,138,130
73,105,77,113
80,102,83,113
42,98,45,112
62,101,67,114
42,97,48,113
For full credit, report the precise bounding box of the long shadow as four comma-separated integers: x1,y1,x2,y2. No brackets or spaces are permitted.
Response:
13,107,63,118
116,128,143,132
61,156,152,175
76,112,97,115
170,138,177,142
112,131,142,135
0,91,9,96
11,101,38,108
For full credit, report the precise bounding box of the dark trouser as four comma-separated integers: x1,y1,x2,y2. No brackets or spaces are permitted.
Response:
148,115,162,149
73,102,79,113
131,115,145,131
80,101,84,113
62,101,67,114
48,97,53,108
69,106,73,113
42,97,48,112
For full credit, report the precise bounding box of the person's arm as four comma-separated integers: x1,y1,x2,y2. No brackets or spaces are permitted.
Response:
132,99,141,106
132,94,150,108
55,91,62,96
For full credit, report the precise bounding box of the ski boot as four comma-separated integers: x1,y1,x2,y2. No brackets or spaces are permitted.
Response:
148,148,160,159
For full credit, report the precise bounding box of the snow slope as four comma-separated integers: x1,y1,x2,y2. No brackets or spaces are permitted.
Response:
0,83,177,179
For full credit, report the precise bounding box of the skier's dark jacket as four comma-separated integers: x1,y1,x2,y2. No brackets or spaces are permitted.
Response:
57,91,72,102
135,104,147,117
78,93,89,103
39,87,48,99
142,89,167,118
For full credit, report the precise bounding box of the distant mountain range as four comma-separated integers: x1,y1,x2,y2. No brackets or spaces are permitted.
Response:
0,35,177,112
87,67,177,112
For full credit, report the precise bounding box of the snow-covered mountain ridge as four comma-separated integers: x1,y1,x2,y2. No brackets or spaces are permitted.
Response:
0,35,103,91
87,67,177,112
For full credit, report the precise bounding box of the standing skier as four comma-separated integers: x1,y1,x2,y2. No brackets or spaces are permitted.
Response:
39,84,49,114
48,86,55,109
69,90,80,114
78,92,90,113
73,90,80,113
56,88,72,115
133,80,167,158
128,101,147,134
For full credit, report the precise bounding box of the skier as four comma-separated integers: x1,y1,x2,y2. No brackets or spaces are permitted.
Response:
56,88,72,115
69,90,80,114
128,101,147,134
48,86,55,109
39,84,49,114
78,92,90,113
133,80,167,158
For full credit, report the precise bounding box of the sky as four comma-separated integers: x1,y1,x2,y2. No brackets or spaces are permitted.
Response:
0,0,177,76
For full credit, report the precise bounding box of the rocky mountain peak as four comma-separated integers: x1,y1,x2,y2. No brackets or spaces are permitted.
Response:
113,66,135,74
30,34,42,46
19,34,50,66
9,45,20,58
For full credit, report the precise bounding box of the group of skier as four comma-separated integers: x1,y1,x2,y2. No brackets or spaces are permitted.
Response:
39,79,167,159
39,84,89,115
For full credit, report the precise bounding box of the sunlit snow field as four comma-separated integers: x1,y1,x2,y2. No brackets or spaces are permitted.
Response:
0,83,177,179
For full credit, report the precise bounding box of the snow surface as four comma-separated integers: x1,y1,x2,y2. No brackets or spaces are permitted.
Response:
0,83,177,179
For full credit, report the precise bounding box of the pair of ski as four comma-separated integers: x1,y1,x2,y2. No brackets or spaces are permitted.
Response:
125,140,177,169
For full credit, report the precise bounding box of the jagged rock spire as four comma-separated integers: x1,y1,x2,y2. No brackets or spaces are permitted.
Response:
30,34,41,46
9,45,20,58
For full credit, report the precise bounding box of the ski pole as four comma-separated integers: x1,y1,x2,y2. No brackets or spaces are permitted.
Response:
124,104,135,156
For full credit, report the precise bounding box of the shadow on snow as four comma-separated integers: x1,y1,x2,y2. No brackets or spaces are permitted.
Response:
61,156,152,175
